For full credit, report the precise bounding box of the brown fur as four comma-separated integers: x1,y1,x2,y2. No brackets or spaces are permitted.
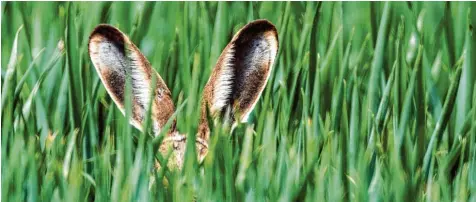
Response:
88,24,176,132
88,20,278,171
199,19,279,141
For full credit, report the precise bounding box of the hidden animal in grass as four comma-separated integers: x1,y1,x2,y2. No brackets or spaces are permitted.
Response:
88,19,279,169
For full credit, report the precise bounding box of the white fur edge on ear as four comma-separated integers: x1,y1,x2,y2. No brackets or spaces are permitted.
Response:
211,44,235,113
129,50,152,115
240,34,278,122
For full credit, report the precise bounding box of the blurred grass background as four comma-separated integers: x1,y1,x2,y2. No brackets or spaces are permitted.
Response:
1,1,476,201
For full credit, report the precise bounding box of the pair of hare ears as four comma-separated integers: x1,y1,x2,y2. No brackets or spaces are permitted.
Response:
88,19,278,136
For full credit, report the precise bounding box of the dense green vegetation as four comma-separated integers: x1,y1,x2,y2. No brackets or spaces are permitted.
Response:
2,2,476,201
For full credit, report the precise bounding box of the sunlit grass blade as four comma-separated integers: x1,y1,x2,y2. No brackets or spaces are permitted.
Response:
367,2,391,119
1,25,22,109
423,59,464,179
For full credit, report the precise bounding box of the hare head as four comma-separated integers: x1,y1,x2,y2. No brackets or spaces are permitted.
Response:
88,19,278,169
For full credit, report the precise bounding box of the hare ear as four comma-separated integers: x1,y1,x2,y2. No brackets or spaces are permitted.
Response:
88,24,175,134
199,20,278,137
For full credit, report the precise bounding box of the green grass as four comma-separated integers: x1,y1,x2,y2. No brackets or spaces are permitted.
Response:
2,1,476,201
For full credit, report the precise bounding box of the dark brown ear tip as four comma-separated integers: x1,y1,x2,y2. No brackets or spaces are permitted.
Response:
249,19,277,31
235,19,279,43
88,24,127,55
89,24,126,44
246,19,277,33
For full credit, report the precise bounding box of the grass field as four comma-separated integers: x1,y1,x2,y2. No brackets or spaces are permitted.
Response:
2,1,476,201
